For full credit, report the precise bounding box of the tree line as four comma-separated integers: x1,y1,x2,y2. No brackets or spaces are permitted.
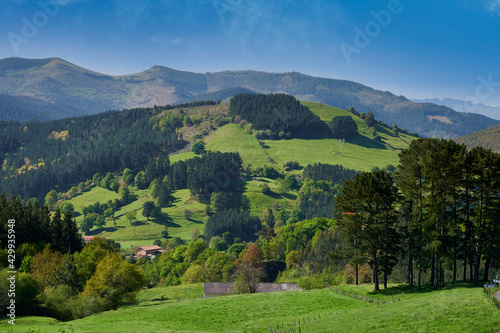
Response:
230,93,327,138
0,101,219,203
335,138,500,290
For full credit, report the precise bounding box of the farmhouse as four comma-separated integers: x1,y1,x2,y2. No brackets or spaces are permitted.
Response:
135,245,167,260
83,236,94,244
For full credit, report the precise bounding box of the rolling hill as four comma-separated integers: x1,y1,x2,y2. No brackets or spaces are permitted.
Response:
1,57,498,137
454,124,500,153
53,102,415,248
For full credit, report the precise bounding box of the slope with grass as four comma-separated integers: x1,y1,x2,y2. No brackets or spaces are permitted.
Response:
263,102,417,172
60,102,415,248
3,283,498,332
65,185,208,249
454,124,500,153
303,283,500,332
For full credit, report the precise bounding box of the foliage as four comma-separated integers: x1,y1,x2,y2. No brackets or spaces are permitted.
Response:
168,151,242,196
181,264,205,284
334,171,399,290
81,253,147,310
260,183,271,195
210,191,249,212
284,174,299,191
329,115,358,139
192,141,206,155
0,106,180,202
230,93,326,137
303,163,359,185
233,244,266,294
204,209,261,242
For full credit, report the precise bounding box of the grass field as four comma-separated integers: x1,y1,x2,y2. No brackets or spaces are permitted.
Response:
206,123,273,168
3,283,499,332
68,185,208,248
244,178,297,216
262,102,417,172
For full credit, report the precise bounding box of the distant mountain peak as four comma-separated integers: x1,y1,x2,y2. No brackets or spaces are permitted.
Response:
1,57,499,137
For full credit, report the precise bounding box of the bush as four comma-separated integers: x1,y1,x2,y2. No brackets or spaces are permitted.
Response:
260,183,271,195
298,275,323,290
183,209,193,219
161,228,169,239
284,174,299,191
192,141,206,155
328,116,358,139
283,161,300,170
181,264,205,284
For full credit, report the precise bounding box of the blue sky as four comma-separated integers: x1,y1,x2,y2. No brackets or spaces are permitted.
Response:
1,0,500,105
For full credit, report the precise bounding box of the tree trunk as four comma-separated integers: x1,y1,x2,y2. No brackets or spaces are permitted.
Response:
463,243,467,282
469,259,474,282
408,252,414,286
417,255,422,290
474,249,481,284
434,253,439,290
355,263,359,286
453,245,457,282
373,254,379,291
430,256,435,285
482,259,490,282
440,266,445,288
384,249,388,289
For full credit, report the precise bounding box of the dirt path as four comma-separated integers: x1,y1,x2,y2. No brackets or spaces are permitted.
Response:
495,290,500,302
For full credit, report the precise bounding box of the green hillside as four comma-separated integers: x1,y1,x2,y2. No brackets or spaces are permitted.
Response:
455,124,500,153
58,101,415,248
3,283,498,332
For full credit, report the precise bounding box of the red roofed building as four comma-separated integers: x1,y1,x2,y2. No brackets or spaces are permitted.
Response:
83,236,94,244
135,245,167,260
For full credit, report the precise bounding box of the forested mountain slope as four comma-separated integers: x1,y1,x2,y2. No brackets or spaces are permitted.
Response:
1,57,498,137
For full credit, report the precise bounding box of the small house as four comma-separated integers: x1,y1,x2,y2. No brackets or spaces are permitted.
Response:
135,245,167,260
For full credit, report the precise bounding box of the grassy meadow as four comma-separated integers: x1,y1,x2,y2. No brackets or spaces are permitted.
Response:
3,283,498,332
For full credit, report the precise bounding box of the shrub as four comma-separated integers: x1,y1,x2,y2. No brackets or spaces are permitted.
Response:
181,264,205,284
283,161,300,170
192,141,206,155
260,183,271,195
298,275,323,290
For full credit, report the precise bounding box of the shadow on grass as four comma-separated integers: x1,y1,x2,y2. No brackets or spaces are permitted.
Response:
366,281,483,297
131,221,147,227
86,227,117,235
185,218,204,224
153,214,181,228
348,134,386,150
281,192,297,200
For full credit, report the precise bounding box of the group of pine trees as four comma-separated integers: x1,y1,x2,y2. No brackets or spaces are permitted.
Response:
335,138,500,290
230,94,326,137
0,101,218,203
167,151,242,197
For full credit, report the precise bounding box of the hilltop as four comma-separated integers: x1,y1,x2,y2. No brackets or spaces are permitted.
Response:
1,57,498,137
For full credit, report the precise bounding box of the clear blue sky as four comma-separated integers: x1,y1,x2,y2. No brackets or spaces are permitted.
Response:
1,0,500,105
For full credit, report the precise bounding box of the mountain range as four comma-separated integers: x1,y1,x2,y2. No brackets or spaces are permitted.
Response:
1,57,499,138
411,98,500,121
